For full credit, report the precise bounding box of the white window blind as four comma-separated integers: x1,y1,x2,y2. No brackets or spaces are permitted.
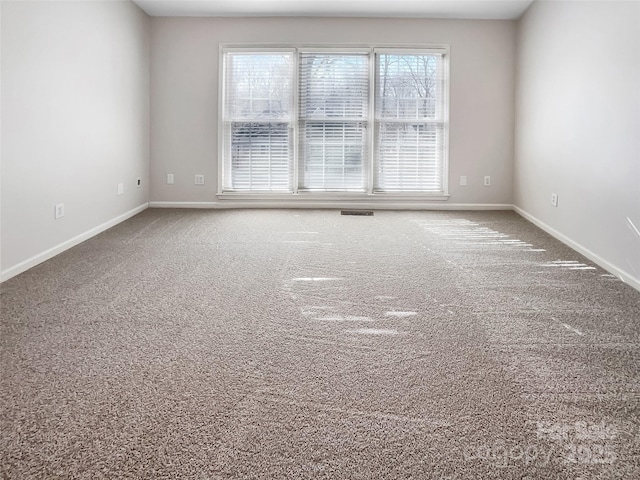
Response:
299,53,369,191
222,52,293,192
220,47,448,196
375,53,445,192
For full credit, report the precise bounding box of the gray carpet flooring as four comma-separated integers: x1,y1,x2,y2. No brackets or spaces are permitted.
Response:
1,209,639,479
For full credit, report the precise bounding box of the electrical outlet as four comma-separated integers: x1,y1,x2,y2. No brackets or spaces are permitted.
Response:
484,176,491,187
460,176,467,186
117,183,124,195
167,174,174,185
137,178,141,187
551,193,559,207
54,203,64,219
195,174,205,185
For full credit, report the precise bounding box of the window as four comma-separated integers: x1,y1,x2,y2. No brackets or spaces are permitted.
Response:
222,52,294,191
220,46,449,196
299,53,369,191
375,53,445,192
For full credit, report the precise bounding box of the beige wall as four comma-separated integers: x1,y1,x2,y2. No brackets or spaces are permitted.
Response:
514,0,640,287
150,16,517,205
1,0,150,279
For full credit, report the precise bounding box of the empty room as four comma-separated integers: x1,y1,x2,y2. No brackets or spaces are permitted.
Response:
1,0,639,478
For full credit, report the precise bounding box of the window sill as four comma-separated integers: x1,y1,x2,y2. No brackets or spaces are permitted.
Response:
217,192,450,202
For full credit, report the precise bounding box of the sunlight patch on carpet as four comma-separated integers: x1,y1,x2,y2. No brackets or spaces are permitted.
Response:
291,277,343,282
348,328,401,336
385,311,417,318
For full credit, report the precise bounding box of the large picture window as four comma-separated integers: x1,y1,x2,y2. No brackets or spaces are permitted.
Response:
220,46,448,195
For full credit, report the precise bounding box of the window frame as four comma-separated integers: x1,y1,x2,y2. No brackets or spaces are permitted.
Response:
218,44,450,200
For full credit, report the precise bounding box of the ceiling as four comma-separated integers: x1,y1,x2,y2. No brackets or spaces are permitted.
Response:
132,0,535,19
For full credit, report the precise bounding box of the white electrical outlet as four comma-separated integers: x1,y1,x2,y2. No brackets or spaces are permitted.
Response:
195,174,205,185
54,203,64,219
167,173,174,185
460,176,467,186
117,183,124,195
551,193,559,207
484,176,491,186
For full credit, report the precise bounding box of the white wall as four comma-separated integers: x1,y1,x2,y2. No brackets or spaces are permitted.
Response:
150,17,516,206
1,0,150,280
514,0,640,287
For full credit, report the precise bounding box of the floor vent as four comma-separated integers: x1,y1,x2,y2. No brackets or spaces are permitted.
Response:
341,210,374,216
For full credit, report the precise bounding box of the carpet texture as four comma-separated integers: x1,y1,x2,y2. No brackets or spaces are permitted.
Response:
1,209,639,479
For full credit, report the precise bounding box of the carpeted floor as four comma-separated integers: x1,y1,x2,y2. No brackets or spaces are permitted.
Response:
1,209,639,479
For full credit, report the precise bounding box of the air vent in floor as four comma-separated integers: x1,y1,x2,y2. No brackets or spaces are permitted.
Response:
341,210,374,216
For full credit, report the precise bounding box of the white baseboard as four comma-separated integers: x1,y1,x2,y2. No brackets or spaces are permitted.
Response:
513,205,640,293
0,203,149,283
148,201,513,211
